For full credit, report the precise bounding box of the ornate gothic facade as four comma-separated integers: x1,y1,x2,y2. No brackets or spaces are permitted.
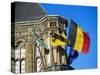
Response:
11,15,68,73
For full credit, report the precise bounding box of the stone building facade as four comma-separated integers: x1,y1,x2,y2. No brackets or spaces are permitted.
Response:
11,15,68,73
11,2,68,73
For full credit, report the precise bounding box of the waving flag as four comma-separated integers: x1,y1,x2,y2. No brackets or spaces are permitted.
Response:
68,20,90,54
67,48,79,64
50,32,67,46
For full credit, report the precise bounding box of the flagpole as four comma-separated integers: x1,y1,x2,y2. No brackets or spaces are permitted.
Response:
37,46,46,69
19,45,22,73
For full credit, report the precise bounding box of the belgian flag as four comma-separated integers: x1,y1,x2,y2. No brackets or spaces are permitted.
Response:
68,20,90,54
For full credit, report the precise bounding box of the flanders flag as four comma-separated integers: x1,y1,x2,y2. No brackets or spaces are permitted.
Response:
68,20,90,54
50,32,67,46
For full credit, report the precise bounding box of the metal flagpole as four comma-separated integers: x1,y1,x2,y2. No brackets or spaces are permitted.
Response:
37,46,46,69
19,46,22,73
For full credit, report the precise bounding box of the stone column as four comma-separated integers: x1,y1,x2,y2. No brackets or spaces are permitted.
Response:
61,45,66,65
25,39,33,72
51,47,54,66
33,44,37,72
53,46,57,64
57,46,60,65
41,47,47,68
32,43,35,72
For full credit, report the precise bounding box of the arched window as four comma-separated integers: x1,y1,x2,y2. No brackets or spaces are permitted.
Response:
14,41,26,73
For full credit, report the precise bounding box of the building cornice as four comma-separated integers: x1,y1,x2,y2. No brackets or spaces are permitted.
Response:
12,15,67,26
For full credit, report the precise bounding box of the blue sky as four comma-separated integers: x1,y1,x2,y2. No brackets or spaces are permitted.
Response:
41,3,97,69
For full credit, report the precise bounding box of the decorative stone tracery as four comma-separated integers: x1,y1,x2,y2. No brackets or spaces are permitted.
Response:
11,16,67,73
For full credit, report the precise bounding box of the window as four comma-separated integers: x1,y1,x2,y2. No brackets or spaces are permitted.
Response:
14,46,26,73
50,22,57,27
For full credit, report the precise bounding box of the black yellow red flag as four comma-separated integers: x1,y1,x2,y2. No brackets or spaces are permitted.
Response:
68,20,90,54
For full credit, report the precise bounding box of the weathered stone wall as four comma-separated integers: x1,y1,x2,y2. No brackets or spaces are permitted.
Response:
12,16,67,73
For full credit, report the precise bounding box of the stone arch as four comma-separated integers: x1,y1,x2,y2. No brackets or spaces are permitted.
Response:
15,39,28,49
14,39,28,73
15,39,25,47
